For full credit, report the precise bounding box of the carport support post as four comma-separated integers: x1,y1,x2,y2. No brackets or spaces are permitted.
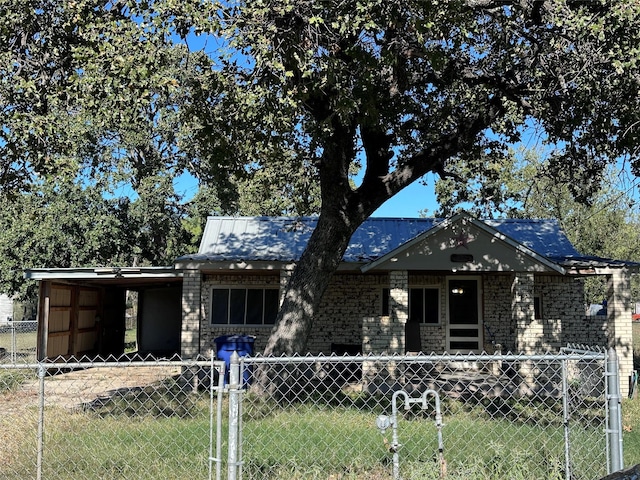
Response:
228,352,241,480
607,348,624,474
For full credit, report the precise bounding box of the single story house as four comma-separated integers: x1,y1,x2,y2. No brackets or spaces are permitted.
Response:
25,212,638,395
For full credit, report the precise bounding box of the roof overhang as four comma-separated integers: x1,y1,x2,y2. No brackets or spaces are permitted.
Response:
175,259,365,272
24,267,182,288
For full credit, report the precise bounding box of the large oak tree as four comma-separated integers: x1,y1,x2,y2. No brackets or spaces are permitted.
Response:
206,0,640,355
3,1,640,354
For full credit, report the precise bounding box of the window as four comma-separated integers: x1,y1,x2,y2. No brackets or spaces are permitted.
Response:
381,287,440,323
409,287,440,324
534,295,543,320
381,288,390,316
211,288,279,325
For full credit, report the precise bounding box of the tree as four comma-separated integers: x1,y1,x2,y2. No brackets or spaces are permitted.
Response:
199,0,640,354
3,1,640,355
0,182,127,297
0,1,319,300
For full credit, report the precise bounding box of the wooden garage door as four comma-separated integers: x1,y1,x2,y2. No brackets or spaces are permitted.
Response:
46,284,101,359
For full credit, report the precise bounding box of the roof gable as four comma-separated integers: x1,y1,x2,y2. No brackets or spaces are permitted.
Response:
360,213,564,273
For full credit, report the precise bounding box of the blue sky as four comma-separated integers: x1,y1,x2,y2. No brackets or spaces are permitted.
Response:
371,175,440,218
173,171,440,218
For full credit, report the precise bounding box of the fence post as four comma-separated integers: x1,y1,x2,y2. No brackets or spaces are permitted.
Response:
36,362,46,480
228,352,241,480
561,357,571,480
10,319,16,364
607,348,624,473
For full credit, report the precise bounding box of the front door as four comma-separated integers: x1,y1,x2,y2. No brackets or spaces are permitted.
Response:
446,277,482,352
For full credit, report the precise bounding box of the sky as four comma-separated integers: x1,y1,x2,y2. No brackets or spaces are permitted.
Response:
371,175,440,218
172,171,440,218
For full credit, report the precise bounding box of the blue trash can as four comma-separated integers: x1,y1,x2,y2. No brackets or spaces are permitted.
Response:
214,335,255,385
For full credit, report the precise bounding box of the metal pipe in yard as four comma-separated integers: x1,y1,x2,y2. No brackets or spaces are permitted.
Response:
208,355,226,480
390,389,446,480
227,352,241,480
607,348,624,474
390,391,404,480
10,320,17,364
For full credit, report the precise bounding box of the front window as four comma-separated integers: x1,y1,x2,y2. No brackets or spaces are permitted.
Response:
409,287,440,324
211,287,279,325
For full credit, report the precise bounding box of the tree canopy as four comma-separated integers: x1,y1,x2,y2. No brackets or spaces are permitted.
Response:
3,1,640,353
434,151,640,303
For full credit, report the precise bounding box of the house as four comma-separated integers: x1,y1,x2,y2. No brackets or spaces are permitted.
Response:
25,212,638,395
0,294,13,325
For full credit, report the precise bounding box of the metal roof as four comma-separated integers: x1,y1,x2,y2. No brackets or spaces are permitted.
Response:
24,266,182,287
178,215,592,265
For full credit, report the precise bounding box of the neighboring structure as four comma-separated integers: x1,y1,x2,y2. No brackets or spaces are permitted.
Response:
25,212,638,395
0,294,13,325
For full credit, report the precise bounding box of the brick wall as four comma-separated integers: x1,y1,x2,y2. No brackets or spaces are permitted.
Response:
483,274,514,351
200,272,388,355
180,269,202,359
607,270,633,398
194,270,607,358
311,273,388,353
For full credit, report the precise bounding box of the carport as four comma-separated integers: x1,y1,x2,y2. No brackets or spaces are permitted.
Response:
24,267,183,360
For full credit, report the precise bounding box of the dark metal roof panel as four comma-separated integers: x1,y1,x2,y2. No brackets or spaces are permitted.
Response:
484,218,581,259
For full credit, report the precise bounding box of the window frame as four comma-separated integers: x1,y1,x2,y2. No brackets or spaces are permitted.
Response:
210,286,280,326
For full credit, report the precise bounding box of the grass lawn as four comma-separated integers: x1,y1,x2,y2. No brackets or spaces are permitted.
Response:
0,329,37,363
2,397,593,480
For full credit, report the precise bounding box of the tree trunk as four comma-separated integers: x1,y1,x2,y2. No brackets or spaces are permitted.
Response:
262,211,358,356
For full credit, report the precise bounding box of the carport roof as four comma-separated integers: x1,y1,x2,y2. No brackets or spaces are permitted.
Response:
24,266,182,287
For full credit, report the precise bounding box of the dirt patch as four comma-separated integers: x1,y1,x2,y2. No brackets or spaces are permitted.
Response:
44,366,183,409
0,365,181,414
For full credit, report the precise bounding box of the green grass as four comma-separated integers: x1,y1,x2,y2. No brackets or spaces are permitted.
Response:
239,396,604,480
124,328,137,353
0,329,37,363
1,378,608,480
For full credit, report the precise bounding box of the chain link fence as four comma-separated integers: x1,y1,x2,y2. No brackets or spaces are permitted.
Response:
0,320,38,364
0,348,620,480
237,349,615,480
0,356,225,480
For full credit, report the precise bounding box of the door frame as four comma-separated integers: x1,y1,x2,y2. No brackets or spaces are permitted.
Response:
445,275,483,353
